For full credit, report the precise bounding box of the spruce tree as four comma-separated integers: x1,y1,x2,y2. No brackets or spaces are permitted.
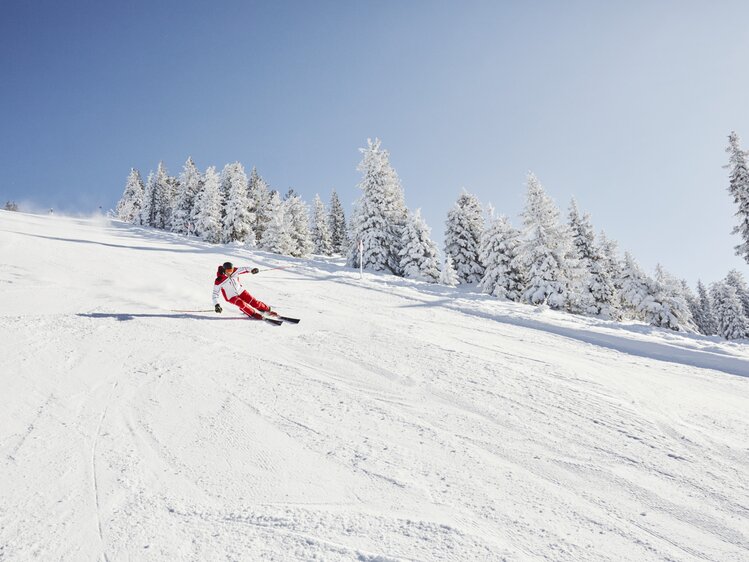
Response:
648,265,695,331
712,281,748,339
399,209,441,283
116,168,144,223
261,191,294,255
725,131,749,264
248,167,272,242
192,166,223,243
311,194,333,255
444,190,484,284
172,157,202,235
147,162,172,230
347,138,408,274
479,214,524,300
724,269,749,319
138,170,157,227
518,173,572,309
568,199,618,318
328,189,348,254
220,162,254,244
695,280,718,335
618,252,650,319
284,194,313,257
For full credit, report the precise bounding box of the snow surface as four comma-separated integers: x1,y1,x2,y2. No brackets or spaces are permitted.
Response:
1,210,748,561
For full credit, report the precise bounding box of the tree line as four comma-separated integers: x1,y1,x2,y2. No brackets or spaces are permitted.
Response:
116,135,749,340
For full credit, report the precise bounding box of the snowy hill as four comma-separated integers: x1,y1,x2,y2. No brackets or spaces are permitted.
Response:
1,210,748,561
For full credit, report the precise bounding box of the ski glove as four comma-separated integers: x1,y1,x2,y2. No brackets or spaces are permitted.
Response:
251,268,259,274
215,304,222,313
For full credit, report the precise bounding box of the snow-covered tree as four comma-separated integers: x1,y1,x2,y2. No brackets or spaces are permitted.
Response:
116,168,144,223
284,194,313,258
162,173,179,231
444,190,484,284
172,157,202,235
248,167,272,242
311,194,333,255
440,254,459,287
518,173,572,309
138,170,156,227
694,280,718,335
647,265,695,331
479,214,524,300
618,251,650,318
191,166,222,243
220,162,254,244
347,138,408,274
724,269,749,319
568,199,618,318
261,191,294,255
142,162,173,230
328,189,348,254
399,209,441,282
712,281,748,339
725,131,749,264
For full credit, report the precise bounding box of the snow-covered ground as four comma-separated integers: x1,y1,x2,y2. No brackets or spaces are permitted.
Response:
1,210,748,562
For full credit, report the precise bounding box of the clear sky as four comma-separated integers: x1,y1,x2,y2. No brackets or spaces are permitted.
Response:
2,0,749,285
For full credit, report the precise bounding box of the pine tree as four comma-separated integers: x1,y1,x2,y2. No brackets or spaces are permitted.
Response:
116,168,144,223
518,173,572,309
440,254,459,287
220,162,254,244
311,194,333,255
260,191,294,255
599,230,623,310
138,170,156,226
248,167,272,242
444,190,484,284
725,131,749,264
328,189,348,254
712,281,748,339
148,162,172,230
478,214,524,300
694,280,718,335
284,194,313,257
618,251,650,318
724,269,749,319
648,265,695,331
347,138,408,274
568,199,618,318
399,209,441,282
192,166,223,243
172,157,202,235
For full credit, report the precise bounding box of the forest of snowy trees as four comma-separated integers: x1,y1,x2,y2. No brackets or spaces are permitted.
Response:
116,133,749,340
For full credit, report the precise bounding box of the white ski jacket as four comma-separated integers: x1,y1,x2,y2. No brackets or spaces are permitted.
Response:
212,267,254,305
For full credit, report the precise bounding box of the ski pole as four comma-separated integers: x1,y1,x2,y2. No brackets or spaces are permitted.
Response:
256,265,298,273
170,309,215,313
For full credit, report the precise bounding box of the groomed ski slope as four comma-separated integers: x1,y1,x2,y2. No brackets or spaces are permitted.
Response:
1,210,748,562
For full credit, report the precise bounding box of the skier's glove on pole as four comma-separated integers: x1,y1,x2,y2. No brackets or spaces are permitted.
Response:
215,304,222,313
251,268,259,274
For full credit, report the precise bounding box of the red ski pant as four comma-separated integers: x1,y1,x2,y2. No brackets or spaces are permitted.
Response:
229,290,270,319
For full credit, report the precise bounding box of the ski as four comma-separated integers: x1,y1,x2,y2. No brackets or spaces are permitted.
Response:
262,316,283,326
262,312,299,324
276,315,300,324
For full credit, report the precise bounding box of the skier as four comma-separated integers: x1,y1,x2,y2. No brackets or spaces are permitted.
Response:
212,261,275,320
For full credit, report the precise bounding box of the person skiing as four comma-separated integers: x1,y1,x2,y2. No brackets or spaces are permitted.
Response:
212,261,275,320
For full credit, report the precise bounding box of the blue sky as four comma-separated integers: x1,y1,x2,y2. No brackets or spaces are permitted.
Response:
2,0,748,285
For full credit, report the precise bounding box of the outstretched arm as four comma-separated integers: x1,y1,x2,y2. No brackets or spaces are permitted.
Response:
212,283,222,305
235,266,260,275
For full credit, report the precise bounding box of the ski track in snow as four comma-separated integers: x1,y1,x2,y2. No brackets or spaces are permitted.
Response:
0,211,748,561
